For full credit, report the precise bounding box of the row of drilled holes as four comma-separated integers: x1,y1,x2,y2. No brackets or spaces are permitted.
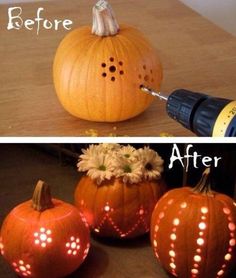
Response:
101,58,154,83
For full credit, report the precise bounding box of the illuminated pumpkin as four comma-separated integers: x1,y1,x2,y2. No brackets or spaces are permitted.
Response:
0,181,90,278
74,176,166,238
53,0,162,122
150,168,236,278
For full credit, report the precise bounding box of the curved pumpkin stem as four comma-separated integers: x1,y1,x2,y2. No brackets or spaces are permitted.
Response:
192,168,214,195
92,0,119,36
32,180,54,212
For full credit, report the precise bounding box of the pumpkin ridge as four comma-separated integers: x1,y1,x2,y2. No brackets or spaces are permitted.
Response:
109,36,125,120
114,33,143,117
69,37,101,119
118,29,156,112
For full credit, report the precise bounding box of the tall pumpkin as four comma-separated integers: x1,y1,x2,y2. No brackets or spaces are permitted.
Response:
74,176,166,238
150,169,236,278
0,181,90,278
53,0,163,122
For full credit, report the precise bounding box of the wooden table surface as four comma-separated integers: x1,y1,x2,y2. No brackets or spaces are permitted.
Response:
1,0,236,137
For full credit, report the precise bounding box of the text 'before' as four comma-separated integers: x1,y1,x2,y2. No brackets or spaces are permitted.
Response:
7,7,73,35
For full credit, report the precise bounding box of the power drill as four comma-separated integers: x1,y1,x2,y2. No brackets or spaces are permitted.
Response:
140,85,236,137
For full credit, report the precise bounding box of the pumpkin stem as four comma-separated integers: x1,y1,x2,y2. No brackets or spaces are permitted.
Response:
92,0,119,36
192,168,213,195
32,180,54,211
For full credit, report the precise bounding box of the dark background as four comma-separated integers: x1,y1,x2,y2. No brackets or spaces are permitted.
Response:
0,143,235,278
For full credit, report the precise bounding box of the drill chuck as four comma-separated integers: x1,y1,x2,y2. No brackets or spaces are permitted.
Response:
167,89,236,137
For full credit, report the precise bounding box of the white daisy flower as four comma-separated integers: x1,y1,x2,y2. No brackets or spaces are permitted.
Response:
86,152,114,184
99,143,121,154
137,146,164,180
113,155,143,184
77,144,101,172
117,145,138,162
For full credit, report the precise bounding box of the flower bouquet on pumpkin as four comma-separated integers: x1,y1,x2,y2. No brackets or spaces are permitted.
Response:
74,144,166,238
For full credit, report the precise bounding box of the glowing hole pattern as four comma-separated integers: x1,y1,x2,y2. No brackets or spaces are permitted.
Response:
0,237,4,255
34,228,52,248
190,207,208,276
12,260,31,277
79,212,89,228
152,200,178,263
83,243,90,260
168,208,184,276
158,201,187,276
66,237,81,256
93,203,149,238
216,205,235,278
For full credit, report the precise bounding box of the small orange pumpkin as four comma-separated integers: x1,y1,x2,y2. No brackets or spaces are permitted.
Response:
0,181,90,278
150,169,236,278
74,175,166,238
53,0,163,122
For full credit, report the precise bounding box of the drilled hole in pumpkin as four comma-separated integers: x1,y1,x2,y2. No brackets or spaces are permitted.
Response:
101,63,106,68
111,77,115,82
151,78,154,82
150,69,153,74
120,70,124,75
143,65,146,70
110,57,114,62
119,61,123,66
144,75,149,82
138,74,142,79
102,73,107,77
109,66,116,73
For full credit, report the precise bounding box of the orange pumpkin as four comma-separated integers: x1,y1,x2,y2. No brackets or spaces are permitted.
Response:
74,176,166,238
0,181,90,278
53,0,163,122
150,169,236,278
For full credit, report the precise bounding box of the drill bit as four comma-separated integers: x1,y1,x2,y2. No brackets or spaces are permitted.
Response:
140,85,168,101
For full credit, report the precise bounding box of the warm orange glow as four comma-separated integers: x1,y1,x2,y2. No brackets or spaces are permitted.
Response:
197,238,204,246
170,262,176,269
191,269,198,274
170,233,177,241
154,225,159,232
194,255,201,262
173,218,180,226
217,270,224,276
40,234,47,241
169,250,176,257
223,208,231,215
201,207,208,214
180,202,187,209
228,223,236,231
66,236,81,256
0,238,4,255
12,260,31,277
34,228,52,247
159,212,165,219
104,205,110,212
153,240,157,247
168,199,174,205
198,222,206,230
229,239,236,246
224,253,232,261
83,243,90,260
94,228,100,233
139,208,144,215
